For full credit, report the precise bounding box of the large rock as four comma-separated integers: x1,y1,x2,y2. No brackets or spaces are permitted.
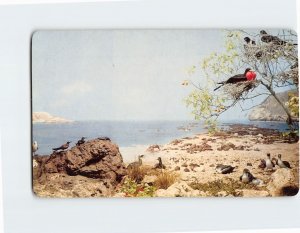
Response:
248,90,298,121
33,173,115,198
267,168,299,196
33,139,127,197
32,111,73,123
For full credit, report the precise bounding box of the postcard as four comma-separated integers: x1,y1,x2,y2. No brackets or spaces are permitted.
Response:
32,29,299,197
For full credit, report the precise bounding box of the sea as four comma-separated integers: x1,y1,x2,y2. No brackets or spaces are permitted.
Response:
32,120,291,162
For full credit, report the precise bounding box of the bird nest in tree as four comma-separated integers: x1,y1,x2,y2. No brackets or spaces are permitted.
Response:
244,43,295,61
279,67,299,86
222,80,259,100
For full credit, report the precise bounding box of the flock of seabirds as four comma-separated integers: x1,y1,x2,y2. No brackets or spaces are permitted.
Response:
32,134,293,187
32,30,297,188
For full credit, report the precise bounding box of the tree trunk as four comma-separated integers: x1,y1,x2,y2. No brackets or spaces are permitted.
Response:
262,81,295,131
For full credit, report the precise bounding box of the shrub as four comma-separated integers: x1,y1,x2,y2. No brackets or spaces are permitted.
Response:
127,165,150,183
154,171,178,190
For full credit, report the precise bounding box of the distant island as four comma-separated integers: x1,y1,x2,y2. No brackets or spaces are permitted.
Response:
249,90,298,122
32,112,73,123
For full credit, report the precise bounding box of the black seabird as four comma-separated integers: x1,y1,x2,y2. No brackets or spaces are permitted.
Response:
98,136,111,141
277,154,291,168
244,37,256,45
214,68,251,91
260,30,287,45
76,137,86,146
215,164,235,174
52,141,71,152
265,153,274,170
154,157,166,169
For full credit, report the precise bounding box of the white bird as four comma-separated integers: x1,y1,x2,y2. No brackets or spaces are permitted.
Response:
32,141,38,156
277,154,291,169
265,153,274,170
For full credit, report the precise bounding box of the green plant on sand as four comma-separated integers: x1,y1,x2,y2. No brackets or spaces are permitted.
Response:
120,178,156,197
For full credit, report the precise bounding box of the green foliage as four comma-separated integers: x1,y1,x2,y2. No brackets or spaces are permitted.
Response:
286,92,299,118
120,178,156,197
189,178,264,197
201,31,241,77
183,29,298,131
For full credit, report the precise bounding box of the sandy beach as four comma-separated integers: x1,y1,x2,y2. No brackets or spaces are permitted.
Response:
33,124,299,198
119,124,299,197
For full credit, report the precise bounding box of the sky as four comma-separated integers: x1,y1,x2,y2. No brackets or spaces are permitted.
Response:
31,29,294,121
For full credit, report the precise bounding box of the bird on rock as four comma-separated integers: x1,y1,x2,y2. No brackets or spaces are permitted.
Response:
98,136,111,141
32,141,38,156
52,141,71,152
76,137,86,146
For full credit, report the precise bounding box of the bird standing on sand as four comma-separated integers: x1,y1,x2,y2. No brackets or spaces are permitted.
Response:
240,168,255,183
127,155,144,169
214,68,256,91
32,141,38,156
265,153,275,170
258,159,266,169
154,157,166,169
215,164,235,174
240,169,263,185
277,154,291,168
76,137,86,146
260,30,287,45
52,141,71,152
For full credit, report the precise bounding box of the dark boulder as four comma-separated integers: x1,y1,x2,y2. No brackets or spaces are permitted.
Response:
33,139,127,197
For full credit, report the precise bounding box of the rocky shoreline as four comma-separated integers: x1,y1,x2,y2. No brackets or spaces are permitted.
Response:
33,124,299,198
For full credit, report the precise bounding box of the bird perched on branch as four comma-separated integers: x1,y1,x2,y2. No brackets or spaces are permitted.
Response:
244,37,256,45
260,30,287,45
52,141,71,152
244,37,263,59
214,68,256,91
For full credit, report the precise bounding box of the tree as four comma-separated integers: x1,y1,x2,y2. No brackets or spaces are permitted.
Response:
184,30,298,132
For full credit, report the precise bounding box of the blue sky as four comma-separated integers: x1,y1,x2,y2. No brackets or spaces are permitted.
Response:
32,29,292,121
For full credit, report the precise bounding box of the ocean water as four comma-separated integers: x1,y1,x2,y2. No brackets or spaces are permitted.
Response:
32,120,291,161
